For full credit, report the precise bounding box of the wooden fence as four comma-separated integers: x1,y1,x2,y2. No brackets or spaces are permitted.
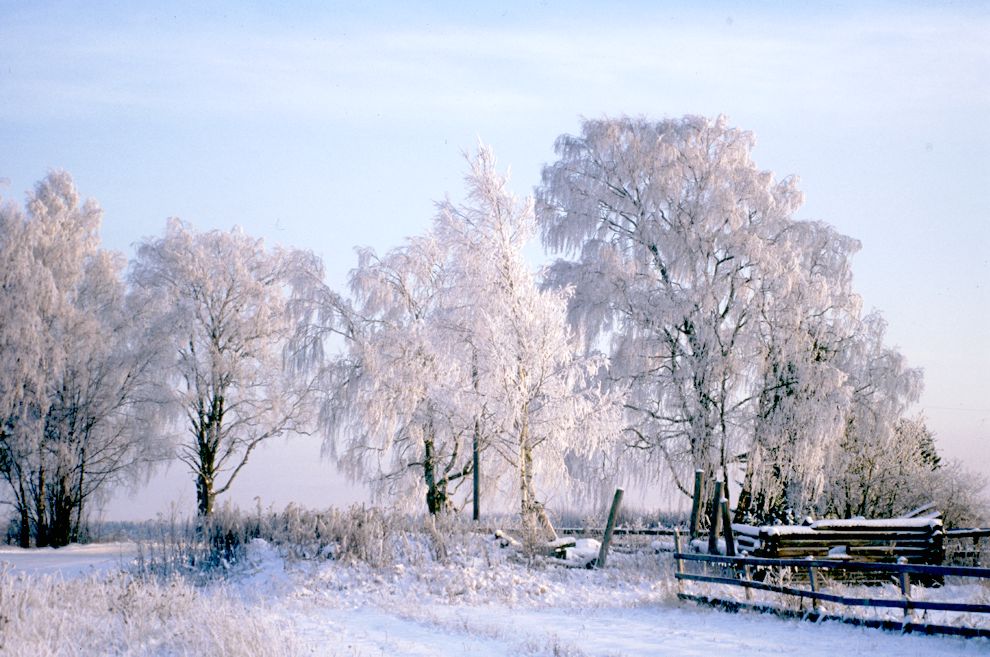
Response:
732,518,945,565
673,536,990,638
946,528,990,567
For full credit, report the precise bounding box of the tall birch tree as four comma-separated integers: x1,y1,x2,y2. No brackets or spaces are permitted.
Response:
536,116,803,513
438,145,615,533
314,146,616,524
131,219,321,516
1,172,167,546
322,235,478,514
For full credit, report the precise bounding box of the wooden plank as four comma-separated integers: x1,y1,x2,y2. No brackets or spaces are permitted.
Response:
674,572,990,614
559,527,676,536
844,546,931,555
673,552,990,579
769,532,937,543
946,528,990,539
773,547,933,558
676,593,990,640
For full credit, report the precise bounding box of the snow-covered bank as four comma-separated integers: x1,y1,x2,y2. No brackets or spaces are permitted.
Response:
0,537,985,656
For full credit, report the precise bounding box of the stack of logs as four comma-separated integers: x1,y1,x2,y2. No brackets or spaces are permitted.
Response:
732,518,945,564
686,470,945,566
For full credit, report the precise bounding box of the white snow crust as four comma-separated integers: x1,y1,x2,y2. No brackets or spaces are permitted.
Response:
0,537,984,656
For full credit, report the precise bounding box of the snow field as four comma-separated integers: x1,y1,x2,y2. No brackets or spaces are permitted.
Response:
1,534,987,656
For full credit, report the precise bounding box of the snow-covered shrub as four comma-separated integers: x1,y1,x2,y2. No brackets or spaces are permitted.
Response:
133,503,435,579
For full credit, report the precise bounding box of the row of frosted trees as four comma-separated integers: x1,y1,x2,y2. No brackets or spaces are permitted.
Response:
1,116,976,547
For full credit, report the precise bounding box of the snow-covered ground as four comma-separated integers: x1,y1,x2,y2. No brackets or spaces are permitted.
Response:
0,538,985,656
0,541,138,577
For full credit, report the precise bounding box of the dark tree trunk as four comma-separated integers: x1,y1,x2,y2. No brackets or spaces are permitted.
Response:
17,478,30,548
47,475,75,547
422,436,449,515
197,473,215,516
472,423,480,522
35,462,49,548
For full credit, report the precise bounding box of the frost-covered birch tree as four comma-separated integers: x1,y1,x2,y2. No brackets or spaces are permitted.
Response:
131,219,321,517
313,146,615,524
823,312,925,518
535,116,934,524
537,116,805,514
0,172,167,546
734,221,862,522
322,235,479,514
439,145,616,532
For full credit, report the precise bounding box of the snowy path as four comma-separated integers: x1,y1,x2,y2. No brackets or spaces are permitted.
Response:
284,599,986,657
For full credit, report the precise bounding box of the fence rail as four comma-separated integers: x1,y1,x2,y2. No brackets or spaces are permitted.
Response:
673,544,990,639
559,527,677,536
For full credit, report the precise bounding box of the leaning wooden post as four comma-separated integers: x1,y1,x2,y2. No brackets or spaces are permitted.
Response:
673,528,684,595
688,470,705,540
708,481,723,555
720,498,736,557
596,488,624,568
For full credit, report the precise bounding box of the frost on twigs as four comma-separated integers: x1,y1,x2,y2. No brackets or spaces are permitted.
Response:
314,143,620,525
535,115,949,524
0,172,171,548
130,220,323,519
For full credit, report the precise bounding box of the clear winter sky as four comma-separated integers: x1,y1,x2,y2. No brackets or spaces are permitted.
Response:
2,1,988,520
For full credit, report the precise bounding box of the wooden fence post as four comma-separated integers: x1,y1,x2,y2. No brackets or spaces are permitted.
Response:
689,470,704,540
720,498,736,557
673,529,684,595
807,565,819,613
596,488,624,569
898,556,913,621
708,481,723,555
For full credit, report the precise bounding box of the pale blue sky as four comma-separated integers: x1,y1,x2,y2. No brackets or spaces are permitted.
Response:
2,1,987,519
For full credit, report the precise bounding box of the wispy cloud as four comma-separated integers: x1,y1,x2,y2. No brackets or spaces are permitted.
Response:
1,6,986,125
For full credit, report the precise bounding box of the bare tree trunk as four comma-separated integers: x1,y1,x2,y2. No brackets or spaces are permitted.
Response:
518,424,535,535
197,472,214,516
35,460,48,547
734,458,754,523
471,358,481,522
72,450,86,542
17,477,30,548
472,424,480,521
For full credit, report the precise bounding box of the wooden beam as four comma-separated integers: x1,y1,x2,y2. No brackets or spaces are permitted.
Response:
720,498,736,557
708,481,723,555
596,488,624,568
688,470,704,540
